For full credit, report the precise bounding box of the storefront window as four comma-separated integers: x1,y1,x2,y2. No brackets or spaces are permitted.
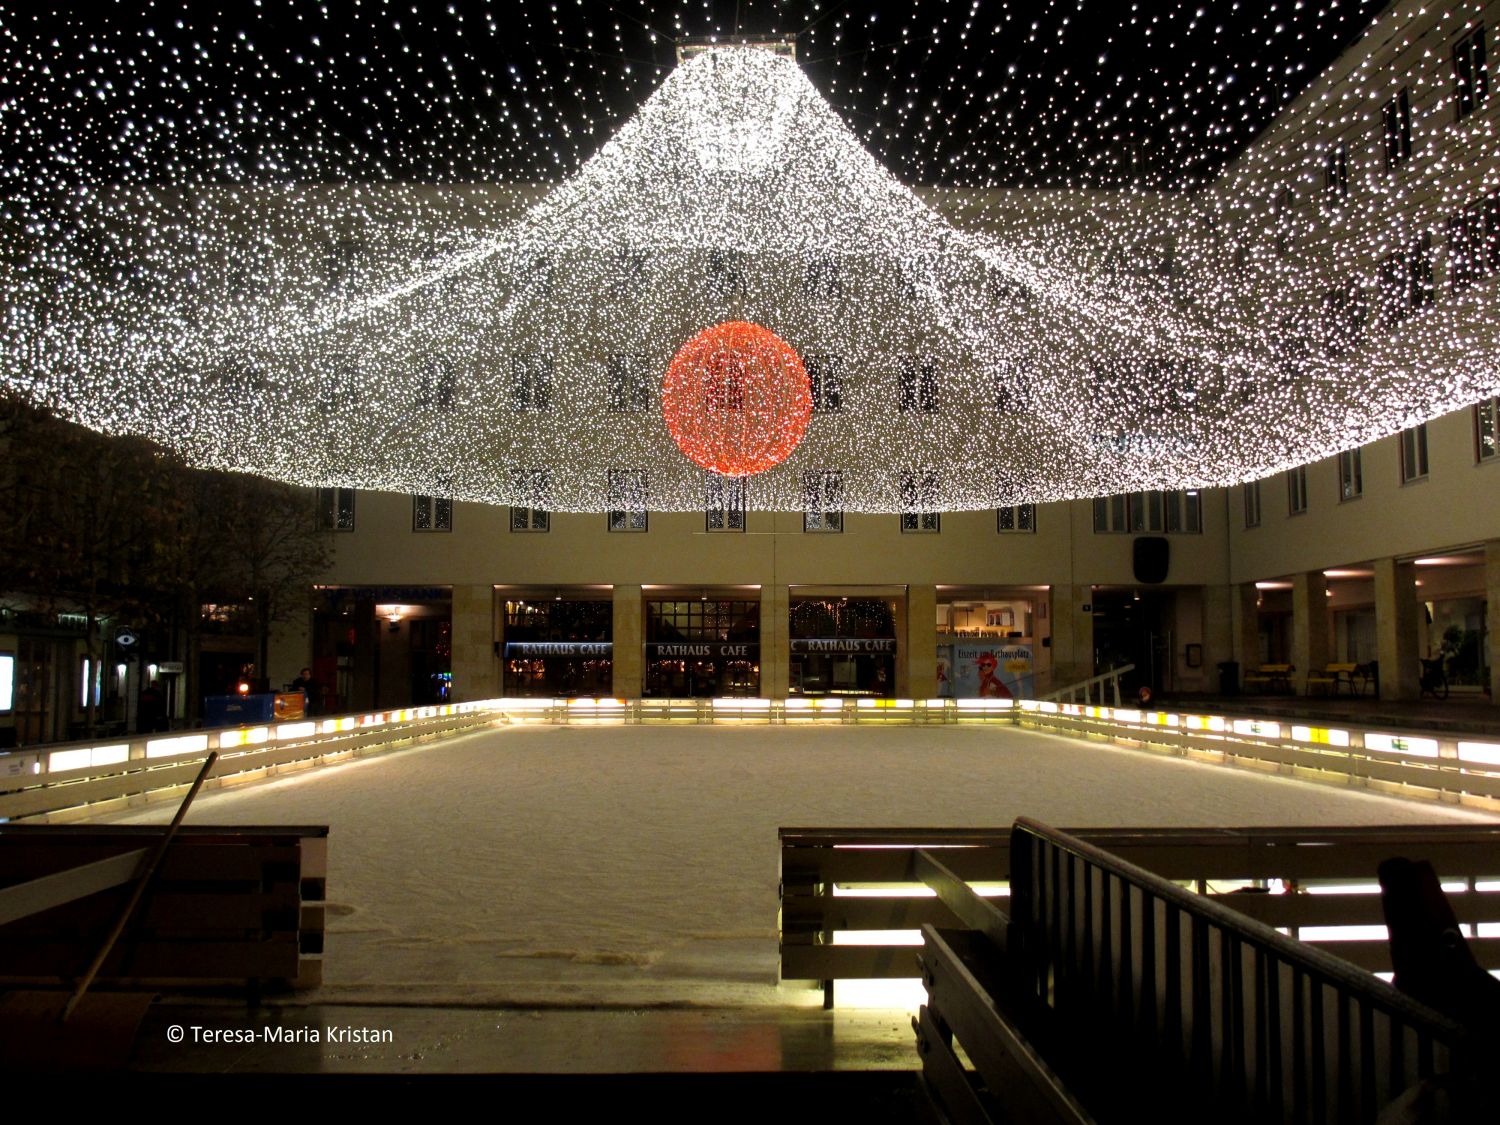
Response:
935,594,1037,699
788,596,897,697
502,598,613,696
645,599,760,697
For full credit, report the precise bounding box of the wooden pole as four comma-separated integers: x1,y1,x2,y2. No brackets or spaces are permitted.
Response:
59,750,219,1023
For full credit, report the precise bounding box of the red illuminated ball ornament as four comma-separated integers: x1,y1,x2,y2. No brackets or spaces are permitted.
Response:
661,321,813,476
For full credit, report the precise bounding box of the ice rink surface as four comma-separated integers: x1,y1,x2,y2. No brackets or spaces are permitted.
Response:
98,723,1500,1006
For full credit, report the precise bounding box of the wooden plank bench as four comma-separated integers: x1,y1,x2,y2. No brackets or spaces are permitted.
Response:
1241,662,1294,693
1306,661,1360,695
0,824,327,992
780,825,1500,998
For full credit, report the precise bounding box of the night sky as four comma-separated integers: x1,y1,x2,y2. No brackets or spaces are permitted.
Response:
0,0,1391,192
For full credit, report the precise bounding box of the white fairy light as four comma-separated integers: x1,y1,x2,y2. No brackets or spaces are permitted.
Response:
1,1,1496,512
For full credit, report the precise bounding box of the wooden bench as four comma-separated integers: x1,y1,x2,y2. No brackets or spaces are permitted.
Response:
0,824,327,992
1306,661,1359,695
1241,662,1294,693
780,824,1500,1000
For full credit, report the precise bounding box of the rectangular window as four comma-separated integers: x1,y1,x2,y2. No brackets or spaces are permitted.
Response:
510,467,551,531
899,470,940,533
705,473,746,532
417,358,456,410
1322,282,1365,354
318,360,358,417
509,353,553,411
515,253,554,297
805,354,844,413
803,252,843,300
1287,467,1309,515
325,238,362,296
803,470,844,533
1476,397,1500,461
898,356,939,412
1376,234,1434,328
997,504,1035,533
1244,480,1262,528
510,506,549,532
606,353,652,412
1273,186,1297,255
1164,490,1202,534
607,469,648,532
1382,87,1413,171
609,246,650,297
1400,424,1430,483
316,487,356,531
992,360,1031,413
706,248,747,298
1096,490,1201,535
1455,25,1489,121
1093,494,1129,534
1338,448,1363,501
1446,191,1500,293
1322,144,1349,207
412,494,453,532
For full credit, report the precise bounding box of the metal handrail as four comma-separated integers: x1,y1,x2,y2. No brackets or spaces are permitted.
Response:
1040,663,1135,705
1007,815,1470,1121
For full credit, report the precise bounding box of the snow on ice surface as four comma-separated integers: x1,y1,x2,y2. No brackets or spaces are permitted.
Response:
96,723,1498,1005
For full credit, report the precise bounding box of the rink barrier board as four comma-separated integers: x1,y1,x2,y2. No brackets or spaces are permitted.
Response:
0,704,505,822
4,694,1499,823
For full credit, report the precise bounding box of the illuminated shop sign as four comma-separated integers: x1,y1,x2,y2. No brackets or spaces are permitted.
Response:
646,643,759,659
504,642,613,658
790,638,897,654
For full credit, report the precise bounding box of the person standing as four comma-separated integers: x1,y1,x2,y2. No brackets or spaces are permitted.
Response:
137,679,166,733
291,667,320,716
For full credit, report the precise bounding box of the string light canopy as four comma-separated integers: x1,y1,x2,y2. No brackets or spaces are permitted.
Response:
2,1,1498,512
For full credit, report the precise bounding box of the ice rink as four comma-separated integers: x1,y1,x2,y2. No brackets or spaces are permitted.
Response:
97,723,1500,1006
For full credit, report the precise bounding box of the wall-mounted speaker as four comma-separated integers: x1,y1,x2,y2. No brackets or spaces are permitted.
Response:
1133,536,1170,585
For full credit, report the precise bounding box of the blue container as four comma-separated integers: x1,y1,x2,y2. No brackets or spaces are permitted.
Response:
203,693,276,727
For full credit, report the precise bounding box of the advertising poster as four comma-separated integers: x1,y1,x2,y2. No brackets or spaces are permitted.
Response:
938,643,1034,699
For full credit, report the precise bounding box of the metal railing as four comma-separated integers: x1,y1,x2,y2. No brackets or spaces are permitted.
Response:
1005,817,1473,1122
1041,664,1134,706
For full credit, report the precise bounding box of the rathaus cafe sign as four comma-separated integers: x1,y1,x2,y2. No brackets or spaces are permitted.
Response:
503,639,895,658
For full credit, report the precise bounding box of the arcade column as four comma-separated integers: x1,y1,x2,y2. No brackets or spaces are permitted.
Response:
1488,541,1500,705
1048,585,1095,691
1230,583,1262,677
1373,557,1420,701
1290,570,1331,695
760,584,790,699
1201,585,1235,691
907,584,937,699
612,585,643,699
450,585,498,702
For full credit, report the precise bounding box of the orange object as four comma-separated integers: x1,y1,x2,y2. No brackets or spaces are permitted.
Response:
661,321,812,476
273,692,306,721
